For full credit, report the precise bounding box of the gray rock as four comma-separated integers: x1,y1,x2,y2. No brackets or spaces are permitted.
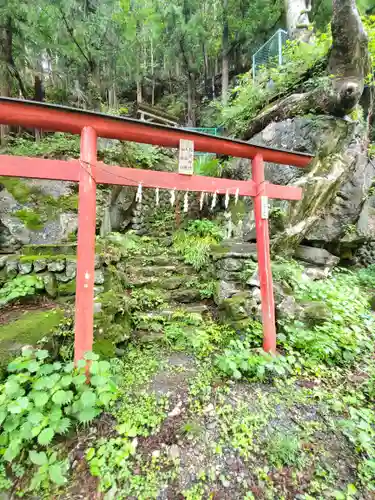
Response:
94,254,102,269
65,260,77,280
33,259,47,273
93,302,102,314
18,262,33,275
94,286,104,296
48,259,66,272
42,272,57,298
211,241,258,260
94,270,105,285
294,246,339,267
276,295,303,321
168,444,180,460
246,269,260,287
219,258,244,272
5,259,18,279
302,266,330,281
0,255,8,269
55,272,71,283
215,280,240,304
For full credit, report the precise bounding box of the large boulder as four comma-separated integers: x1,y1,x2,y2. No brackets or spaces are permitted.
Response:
0,179,78,253
294,246,340,267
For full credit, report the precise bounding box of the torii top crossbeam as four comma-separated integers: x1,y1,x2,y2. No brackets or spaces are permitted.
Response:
0,97,313,360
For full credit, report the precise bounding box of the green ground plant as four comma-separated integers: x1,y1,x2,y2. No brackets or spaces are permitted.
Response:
174,219,222,270
0,348,118,492
0,275,45,307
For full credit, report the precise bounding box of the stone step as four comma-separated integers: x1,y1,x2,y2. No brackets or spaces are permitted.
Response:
211,241,258,261
131,265,178,277
127,275,185,290
142,303,209,320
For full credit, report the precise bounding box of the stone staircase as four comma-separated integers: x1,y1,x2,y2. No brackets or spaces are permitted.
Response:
116,239,214,340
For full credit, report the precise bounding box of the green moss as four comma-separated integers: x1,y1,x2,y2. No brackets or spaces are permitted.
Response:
0,177,34,203
22,244,77,256
93,339,116,358
0,308,64,371
58,279,76,296
14,209,43,230
19,254,77,263
43,193,79,212
229,198,246,225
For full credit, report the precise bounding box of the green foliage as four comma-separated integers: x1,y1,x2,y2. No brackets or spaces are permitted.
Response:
14,209,43,230
130,288,166,311
2,134,80,159
280,272,374,366
28,450,68,491
86,437,175,496
174,219,222,270
340,406,375,489
219,32,331,135
194,156,222,177
216,341,293,381
0,275,44,307
265,432,303,468
165,313,233,356
357,264,375,288
0,349,118,465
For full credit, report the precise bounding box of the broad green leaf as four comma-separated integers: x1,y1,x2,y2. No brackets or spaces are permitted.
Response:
77,360,86,369
39,364,55,376
84,352,99,361
35,350,49,360
80,390,97,408
90,375,106,387
63,362,75,373
26,361,40,373
33,392,49,407
49,405,63,422
49,463,67,485
60,375,73,387
52,390,73,406
85,447,95,461
0,410,7,425
8,397,29,414
4,441,21,462
99,392,113,406
78,407,98,423
29,450,48,466
4,380,21,396
54,417,71,434
73,374,86,386
28,410,44,425
37,427,55,445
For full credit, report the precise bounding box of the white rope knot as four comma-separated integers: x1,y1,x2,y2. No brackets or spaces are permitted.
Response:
183,191,189,213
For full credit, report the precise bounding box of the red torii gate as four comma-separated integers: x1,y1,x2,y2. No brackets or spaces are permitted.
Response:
0,98,312,360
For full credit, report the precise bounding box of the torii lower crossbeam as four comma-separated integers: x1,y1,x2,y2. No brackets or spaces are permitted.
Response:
0,98,312,360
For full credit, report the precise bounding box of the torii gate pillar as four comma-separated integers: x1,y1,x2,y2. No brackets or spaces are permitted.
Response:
252,154,276,353
74,126,97,362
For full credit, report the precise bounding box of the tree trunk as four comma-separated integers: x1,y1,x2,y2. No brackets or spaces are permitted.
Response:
187,74,196,126
222,0,229,104
285,0,312,40
243,0,372,255
0,17,12,144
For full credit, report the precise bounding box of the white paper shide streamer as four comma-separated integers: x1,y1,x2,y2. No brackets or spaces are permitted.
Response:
235,188,239,205
211,190,218,210
183,191,189,213
170,188,176,207
136,183,143,204
225,189,229,209
155,187,159,206
200,192,205,211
